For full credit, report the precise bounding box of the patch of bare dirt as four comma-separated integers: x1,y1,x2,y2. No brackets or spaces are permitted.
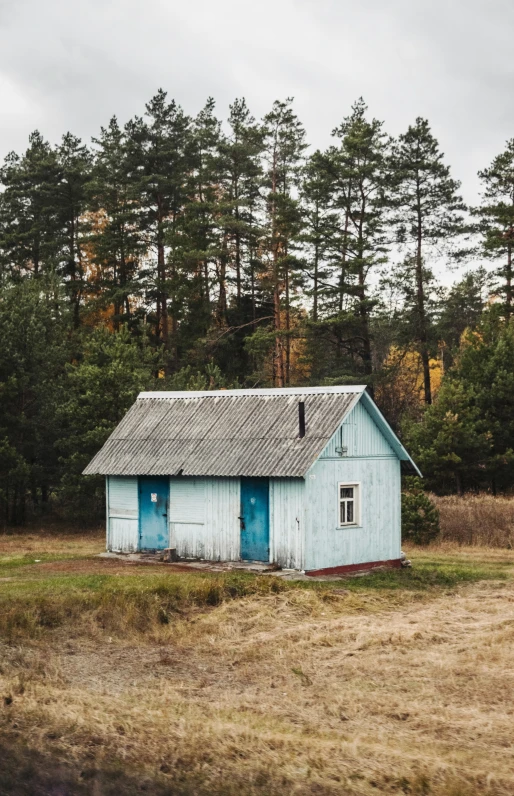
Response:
31,558,169,575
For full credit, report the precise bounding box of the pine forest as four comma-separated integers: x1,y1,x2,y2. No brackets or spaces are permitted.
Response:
2,90,514,524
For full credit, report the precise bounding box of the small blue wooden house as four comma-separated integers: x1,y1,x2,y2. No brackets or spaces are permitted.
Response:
83,386,420,575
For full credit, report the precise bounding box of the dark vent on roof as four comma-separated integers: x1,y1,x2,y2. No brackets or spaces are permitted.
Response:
298,401,305,438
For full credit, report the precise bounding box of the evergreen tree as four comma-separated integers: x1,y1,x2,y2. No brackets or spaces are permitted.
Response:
454,314,514,493
0,132,61,279
56,325,161,521
261,98,307,386
322,99,390,385
299,150,334,324
401,477,440,544
207,99,266,381
0,278,69,525
390,118,466,404
403,380,490,494
186,98,222,330
55,133,93,327
87,117,144,329
125,90,191,367
405,313,514,493
474,140,514,317
219,98,265,319
437,268,490,367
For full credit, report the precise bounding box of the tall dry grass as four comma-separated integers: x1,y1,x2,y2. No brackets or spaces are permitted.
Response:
433,493,514,547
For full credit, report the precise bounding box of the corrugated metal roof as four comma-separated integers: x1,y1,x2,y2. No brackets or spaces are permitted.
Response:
83,387,365,477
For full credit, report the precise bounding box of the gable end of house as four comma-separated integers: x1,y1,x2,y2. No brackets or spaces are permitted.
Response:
317,393,421,475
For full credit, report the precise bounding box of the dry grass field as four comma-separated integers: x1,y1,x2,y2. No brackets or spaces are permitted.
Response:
433,494,514,548
1,526,514,795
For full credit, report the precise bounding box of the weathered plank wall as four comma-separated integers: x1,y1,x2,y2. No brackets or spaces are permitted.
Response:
169,477,240,561
320,399,395,459
304,401,401,571
304,456,401,571
170,476,306,567
270,478,305,569
106,476,139,552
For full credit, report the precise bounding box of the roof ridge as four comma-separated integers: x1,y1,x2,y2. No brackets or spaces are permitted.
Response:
138,386,366,399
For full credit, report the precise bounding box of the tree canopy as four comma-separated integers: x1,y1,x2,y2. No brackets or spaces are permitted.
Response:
0,90,513,524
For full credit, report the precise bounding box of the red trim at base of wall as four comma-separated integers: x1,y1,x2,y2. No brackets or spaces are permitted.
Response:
305,558,403,577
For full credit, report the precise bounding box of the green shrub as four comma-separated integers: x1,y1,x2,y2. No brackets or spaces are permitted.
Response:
402,477,440,545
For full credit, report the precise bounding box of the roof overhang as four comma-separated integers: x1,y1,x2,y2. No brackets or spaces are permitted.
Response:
359,391,422,477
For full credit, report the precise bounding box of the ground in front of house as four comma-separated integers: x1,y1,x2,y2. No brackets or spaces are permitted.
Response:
1,528,514,795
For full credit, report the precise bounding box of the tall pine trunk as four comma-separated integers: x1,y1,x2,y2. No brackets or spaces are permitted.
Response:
357,205,372,381
235,177,242,304
506,239,512,319
313,234,319,323
216,234,229,326
416,196,431,405
70,214,81,329
285,243,290,385
271,153,285,387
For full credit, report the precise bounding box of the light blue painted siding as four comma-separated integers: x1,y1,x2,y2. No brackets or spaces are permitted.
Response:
309,398,401,571
304,457,401,571
170,478,206,524
321,400,395,459
270,478,305,569
170,476,305,567
169,477,240,561
107,476,139,552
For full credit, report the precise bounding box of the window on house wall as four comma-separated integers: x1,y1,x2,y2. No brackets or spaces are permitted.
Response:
339,483,360,526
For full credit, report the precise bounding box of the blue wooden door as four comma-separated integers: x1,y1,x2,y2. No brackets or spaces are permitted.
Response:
240,478,269,561
139,477,169,550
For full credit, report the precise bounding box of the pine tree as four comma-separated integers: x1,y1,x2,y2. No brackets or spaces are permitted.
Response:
401,477,440,544
404,312,514,494
56,325,160,521
453,314,514,493
299,150,334,323
0,131,61,279
0,278,69,524
219,98,265,318
125,90,191,367
403,380,490,494
206,99,266,381
187,98,222,328
55,133,93,328
390,118,466,404
474,140,514,317
87,117,144,329
326,99,390,382
262,98,307,386
437,268,490,366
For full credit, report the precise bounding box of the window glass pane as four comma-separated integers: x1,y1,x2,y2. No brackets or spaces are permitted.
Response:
341,487,353,499
347,501,354,523
340,502,345,524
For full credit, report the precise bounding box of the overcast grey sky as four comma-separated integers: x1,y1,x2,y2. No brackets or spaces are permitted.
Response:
0,0,513,205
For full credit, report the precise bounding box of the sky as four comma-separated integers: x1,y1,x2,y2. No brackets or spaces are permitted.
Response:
0,0,513,210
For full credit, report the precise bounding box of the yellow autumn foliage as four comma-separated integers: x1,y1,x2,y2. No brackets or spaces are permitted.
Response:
375,345,444,422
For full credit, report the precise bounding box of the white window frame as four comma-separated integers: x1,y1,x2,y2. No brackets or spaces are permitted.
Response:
338,482,361,527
